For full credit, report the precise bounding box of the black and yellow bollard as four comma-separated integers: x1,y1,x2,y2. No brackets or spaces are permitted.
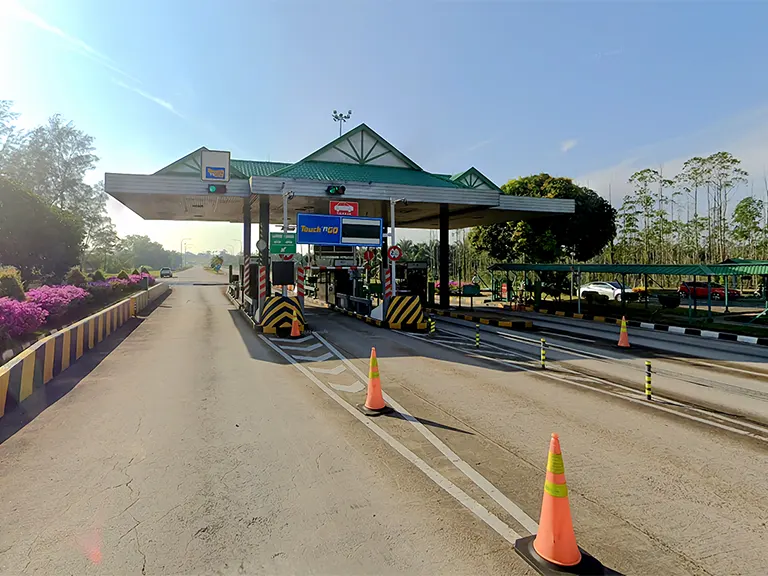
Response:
430,317,436,335
475,324,480,348
645,360,652,400
540,338,546,369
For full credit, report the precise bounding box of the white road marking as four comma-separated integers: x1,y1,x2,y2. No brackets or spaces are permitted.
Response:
291,351,334,362
405,332,768,443
258,334,524,545
279,342,324,352
312,333,540,535
329,381,365,393
271,335,315,343
539,330,595,343
309,364,347,375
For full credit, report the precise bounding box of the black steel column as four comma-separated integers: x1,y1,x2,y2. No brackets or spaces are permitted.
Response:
439,203,450,309
259,195,270,295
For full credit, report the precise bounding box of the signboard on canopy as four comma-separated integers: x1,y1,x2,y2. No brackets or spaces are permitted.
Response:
297,213,382,247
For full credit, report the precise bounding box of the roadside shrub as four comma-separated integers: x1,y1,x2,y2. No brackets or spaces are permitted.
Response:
140,266,150,274
0,266,25,301
87,281,115,301
0,297,48,339
26,285,90,318
131,268,140,275
91,269,106,282
64,267,88,287
117,270,130,280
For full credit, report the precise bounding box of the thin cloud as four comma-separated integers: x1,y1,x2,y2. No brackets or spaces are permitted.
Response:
561,139,578,153
5,0,141,83
466,138,494,153
594,48,624,60
112,79,183,118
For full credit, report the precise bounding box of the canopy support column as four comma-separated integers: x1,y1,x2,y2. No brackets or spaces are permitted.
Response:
439,204,450,309
243,196,251,308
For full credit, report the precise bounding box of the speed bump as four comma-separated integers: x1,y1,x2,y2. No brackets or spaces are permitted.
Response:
261,296,305,335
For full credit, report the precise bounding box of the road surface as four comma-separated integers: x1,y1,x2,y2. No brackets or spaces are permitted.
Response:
1,272,766,575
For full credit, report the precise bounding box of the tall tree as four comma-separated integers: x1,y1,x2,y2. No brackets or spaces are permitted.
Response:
0,177,84,281
469,174,616,263
705,151,748,261
731,196,764,258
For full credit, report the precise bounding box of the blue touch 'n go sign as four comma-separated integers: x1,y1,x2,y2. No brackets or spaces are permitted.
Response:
297,213,342,246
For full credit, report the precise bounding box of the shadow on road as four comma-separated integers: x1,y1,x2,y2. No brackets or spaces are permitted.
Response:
0,291,171,446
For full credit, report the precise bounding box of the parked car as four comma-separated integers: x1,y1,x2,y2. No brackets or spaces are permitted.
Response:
678,281,739,300
578,281,634,301
160,267,173,278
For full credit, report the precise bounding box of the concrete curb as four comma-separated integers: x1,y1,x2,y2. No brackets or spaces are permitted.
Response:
427,308,533,330
326,303,427,332
0,283,170,419
498,303,768,346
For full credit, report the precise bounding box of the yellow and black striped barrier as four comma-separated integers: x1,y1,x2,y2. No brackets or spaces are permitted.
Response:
385,296,427,331
0,283,169,419
427,308,533,330
260,296,305,335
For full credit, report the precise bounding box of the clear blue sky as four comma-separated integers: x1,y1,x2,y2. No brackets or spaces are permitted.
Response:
3,0,768,251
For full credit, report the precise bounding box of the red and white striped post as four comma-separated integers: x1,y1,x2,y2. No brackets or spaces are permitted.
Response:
257,265,267,320
243,254,251,302
296,266,305,312
383,268,393,318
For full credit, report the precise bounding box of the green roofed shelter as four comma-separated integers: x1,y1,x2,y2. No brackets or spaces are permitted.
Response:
104,123,576,308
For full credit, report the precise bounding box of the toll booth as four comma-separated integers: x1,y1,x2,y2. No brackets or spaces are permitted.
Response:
395,261,429,304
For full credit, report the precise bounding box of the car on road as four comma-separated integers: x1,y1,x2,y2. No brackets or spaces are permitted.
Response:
678,281,739,300
160,267,173,278
579,281,635,301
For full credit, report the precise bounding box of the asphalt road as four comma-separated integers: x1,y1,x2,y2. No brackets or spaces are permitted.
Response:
1,276,766,575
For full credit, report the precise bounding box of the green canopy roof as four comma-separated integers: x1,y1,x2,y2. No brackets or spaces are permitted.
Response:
488,263,768,276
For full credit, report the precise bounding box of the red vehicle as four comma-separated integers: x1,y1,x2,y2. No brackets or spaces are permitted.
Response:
678,281,739,300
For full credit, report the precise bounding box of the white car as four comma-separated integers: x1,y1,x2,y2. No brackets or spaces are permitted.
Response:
579,281,630,301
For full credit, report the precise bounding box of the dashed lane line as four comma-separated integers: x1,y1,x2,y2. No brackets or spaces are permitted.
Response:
404,331,768,443
258,334,524,545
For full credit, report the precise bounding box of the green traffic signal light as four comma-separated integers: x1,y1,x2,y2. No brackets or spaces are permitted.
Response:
207,184,226,194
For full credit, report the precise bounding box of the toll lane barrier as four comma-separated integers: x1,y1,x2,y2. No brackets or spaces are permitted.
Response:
261,296,305,335
0,283,169,419
385,296,428,331
427,308,533,330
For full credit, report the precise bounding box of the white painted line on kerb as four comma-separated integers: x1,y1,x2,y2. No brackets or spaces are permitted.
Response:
258,334,523,545
539,330,595,343
313,333,540,535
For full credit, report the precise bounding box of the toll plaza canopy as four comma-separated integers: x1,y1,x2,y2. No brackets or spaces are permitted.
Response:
105,123,574,228
104,123,576,308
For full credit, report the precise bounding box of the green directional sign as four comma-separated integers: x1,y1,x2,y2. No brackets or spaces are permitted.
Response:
269,232,297,254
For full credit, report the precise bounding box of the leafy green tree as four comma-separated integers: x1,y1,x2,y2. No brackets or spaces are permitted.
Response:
0,177,84,282
731,196,764,257
470,174,616,263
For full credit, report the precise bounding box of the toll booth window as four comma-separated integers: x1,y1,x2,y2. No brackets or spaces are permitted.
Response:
341,219,381,244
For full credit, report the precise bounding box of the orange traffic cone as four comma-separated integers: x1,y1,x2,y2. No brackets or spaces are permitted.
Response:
290,308,301,337
514,434,611,575
359,347,393,416
617,316,630,348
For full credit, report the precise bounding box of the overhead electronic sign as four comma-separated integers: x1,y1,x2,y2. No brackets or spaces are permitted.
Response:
297,213,382,247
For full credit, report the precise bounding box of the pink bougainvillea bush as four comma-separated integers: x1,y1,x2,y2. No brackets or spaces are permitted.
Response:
0,298,48,340
25,285,90,318
2,272,158,345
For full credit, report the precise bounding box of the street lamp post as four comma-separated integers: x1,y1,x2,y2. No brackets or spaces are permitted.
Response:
180,237,191,269
332,109,352,137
